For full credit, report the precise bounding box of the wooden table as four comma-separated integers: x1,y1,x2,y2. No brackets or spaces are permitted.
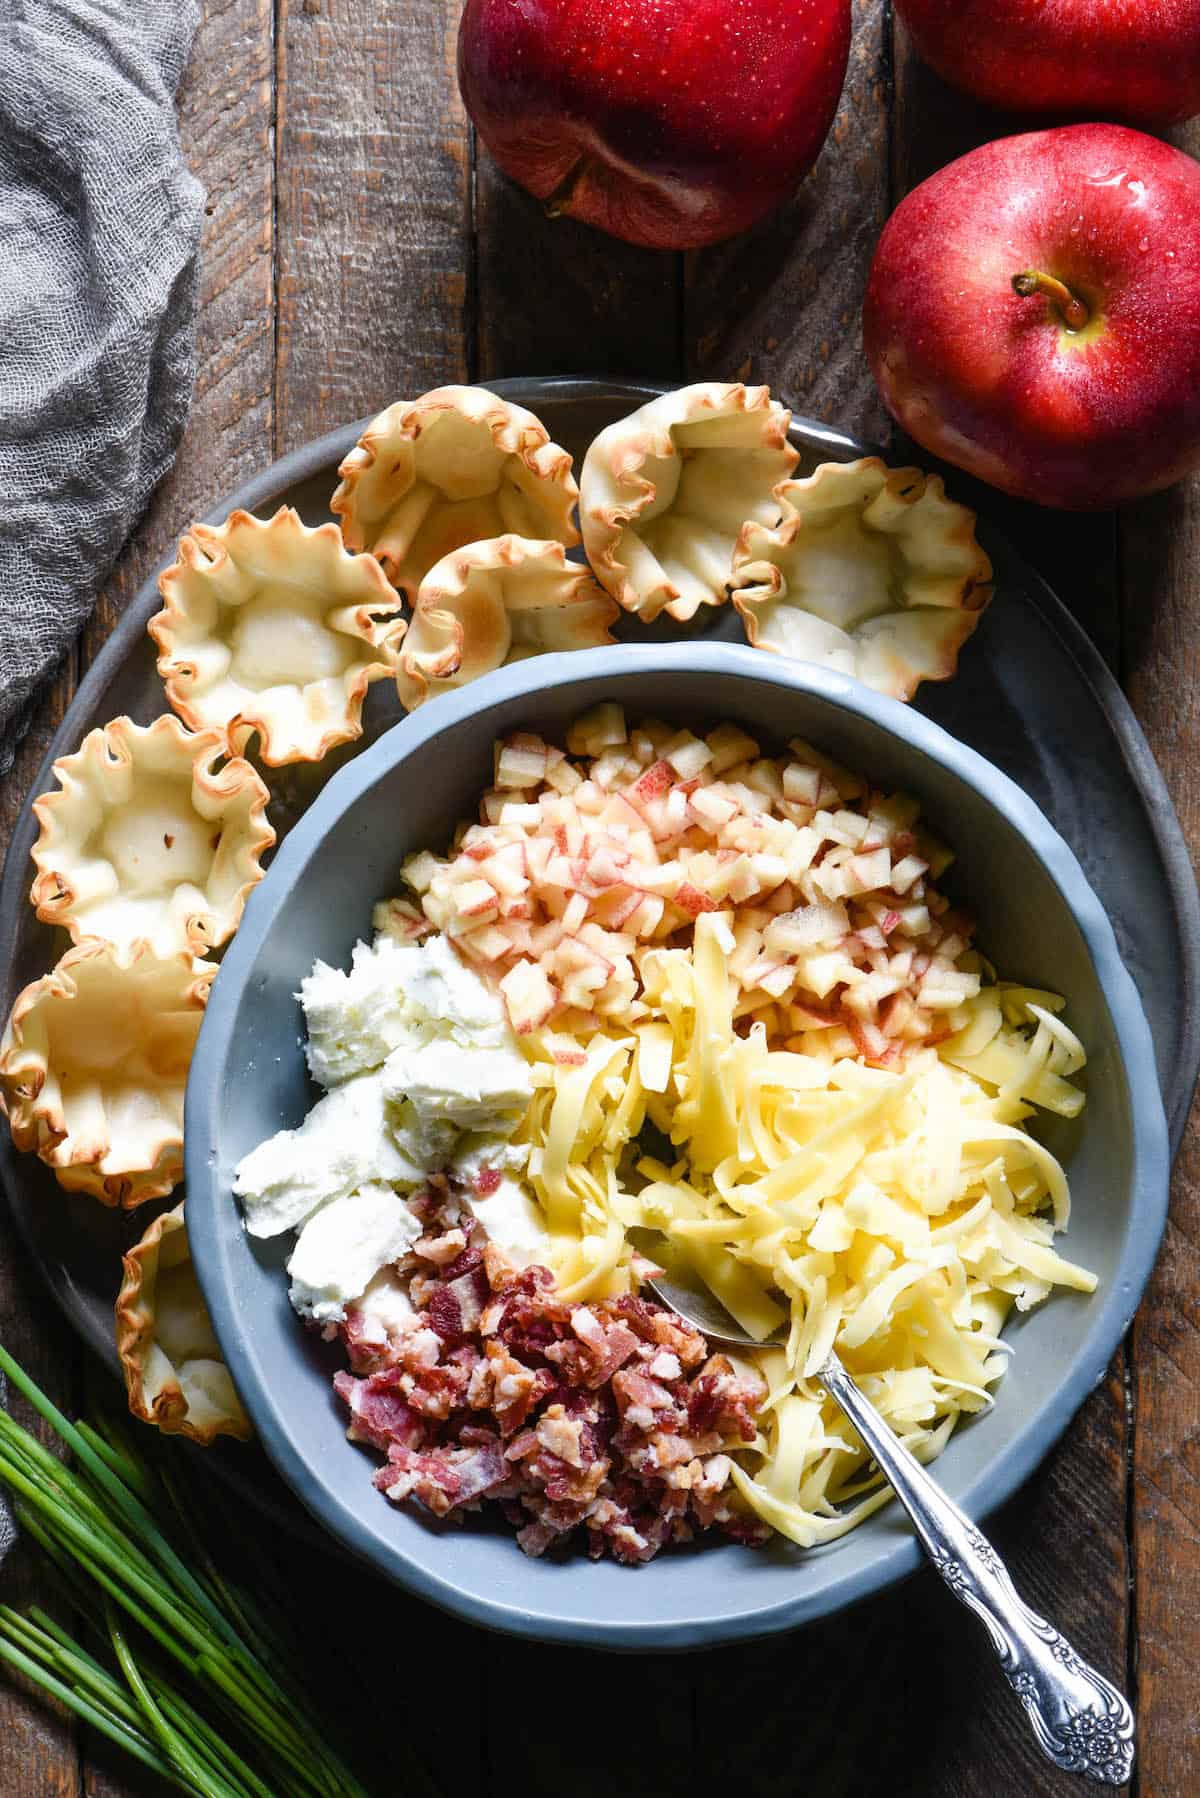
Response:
1,2,1197,1792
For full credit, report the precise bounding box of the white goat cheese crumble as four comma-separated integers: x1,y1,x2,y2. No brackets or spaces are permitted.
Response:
462,1171,551,1267
356,1266,418,1337
381,1042,532,1137
451,1132,530,1185
301,933,509,1087
233,1072,423,1238
447,1133,550,1265
286,1182,423,1323
234,931,542,1319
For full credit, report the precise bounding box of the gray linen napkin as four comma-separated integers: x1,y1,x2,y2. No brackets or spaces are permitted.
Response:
0,0,204,776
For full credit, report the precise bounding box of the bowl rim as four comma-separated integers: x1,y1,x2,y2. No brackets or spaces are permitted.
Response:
187,641,1169,1649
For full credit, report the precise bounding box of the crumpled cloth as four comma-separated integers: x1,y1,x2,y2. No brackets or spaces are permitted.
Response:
0,0,204,776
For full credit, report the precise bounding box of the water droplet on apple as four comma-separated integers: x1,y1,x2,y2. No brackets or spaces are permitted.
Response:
1138,237,1150,252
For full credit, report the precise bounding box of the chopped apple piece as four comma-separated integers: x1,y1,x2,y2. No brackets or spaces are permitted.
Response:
705,723,759,773
499,959,557,1033
496,740,549,788
567,703,626,756
398,711,986,1062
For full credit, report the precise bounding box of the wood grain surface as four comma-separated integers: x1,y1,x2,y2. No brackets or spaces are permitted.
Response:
1,2,1197,1794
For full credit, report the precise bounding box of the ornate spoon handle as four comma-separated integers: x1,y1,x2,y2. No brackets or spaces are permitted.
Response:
819,1353,1134,1785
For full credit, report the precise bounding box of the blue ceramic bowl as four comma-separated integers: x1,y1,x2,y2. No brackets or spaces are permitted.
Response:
186,644,1169,1649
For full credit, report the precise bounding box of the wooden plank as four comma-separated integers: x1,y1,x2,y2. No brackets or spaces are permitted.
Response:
683,0,891,441
66,3,275,1791
680,9,914,1781
83,0,277,669
270,8,482,1794
467,2,695,1778
1128,1113,1200,1798
0,667,81,1798
1120,100,1200,1771
694,1373,1128,1798
703,21,1121,1796
274,0,472,453
485,1638,697,1798
890,22,1130,1794
904,1368,1130,1798
474,162,683,382
470,11,693,1787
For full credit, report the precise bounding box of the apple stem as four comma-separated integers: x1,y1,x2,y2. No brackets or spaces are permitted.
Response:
544,159,587,219
1011,270,1090,333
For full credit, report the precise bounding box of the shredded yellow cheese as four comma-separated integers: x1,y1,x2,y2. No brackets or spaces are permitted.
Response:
511,915,1093,1547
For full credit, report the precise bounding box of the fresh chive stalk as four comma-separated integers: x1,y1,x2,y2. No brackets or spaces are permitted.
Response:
0,1342,373,1798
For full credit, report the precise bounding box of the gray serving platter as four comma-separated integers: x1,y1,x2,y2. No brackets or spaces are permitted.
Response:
1,377,1197,1534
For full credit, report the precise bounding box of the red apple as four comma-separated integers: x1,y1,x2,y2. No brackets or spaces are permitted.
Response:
457,0,850,252
895,0,1200,125
863,124,1200,510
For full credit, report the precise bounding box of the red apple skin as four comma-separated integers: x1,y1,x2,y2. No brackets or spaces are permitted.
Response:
895,0,1200,125
457,0,850,252
863,125,1200,510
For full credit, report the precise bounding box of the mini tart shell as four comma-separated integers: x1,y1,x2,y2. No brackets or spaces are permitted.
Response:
730,458,994,702
331,385,580,599
150,506,406,767
0,943,214,1208
116,1202,252,1444
30,713,274,960
579,382,798,624
396,534,619,712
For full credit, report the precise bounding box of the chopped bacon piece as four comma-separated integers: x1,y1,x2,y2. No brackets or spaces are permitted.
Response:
686,1356,767,1444
377,1438,508,1515
544,1313,640,1388
334,1370,426,1454
331,1185,765,1563
425,1283,463,1342
339,1307,405,1375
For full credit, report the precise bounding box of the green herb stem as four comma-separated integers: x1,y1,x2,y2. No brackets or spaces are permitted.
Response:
1,1606,141,1738
75,1420,157,1500
0,1629,196,1793
0,1343,243,1653
0,1347,375,1798
15,1498,206,1672
153,1680,279,1798
109,1605,247,1798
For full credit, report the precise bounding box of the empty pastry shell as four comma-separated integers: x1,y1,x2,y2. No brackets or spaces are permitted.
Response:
579,382,798,624
395,534,619,711
116,1202,251,1444
331,386,580,599
30,714,274,960
150,507,406,766
0,943,214,1207
730,458,994,701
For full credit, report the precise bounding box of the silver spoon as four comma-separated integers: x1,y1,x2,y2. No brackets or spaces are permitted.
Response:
646,1262,1135,1786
